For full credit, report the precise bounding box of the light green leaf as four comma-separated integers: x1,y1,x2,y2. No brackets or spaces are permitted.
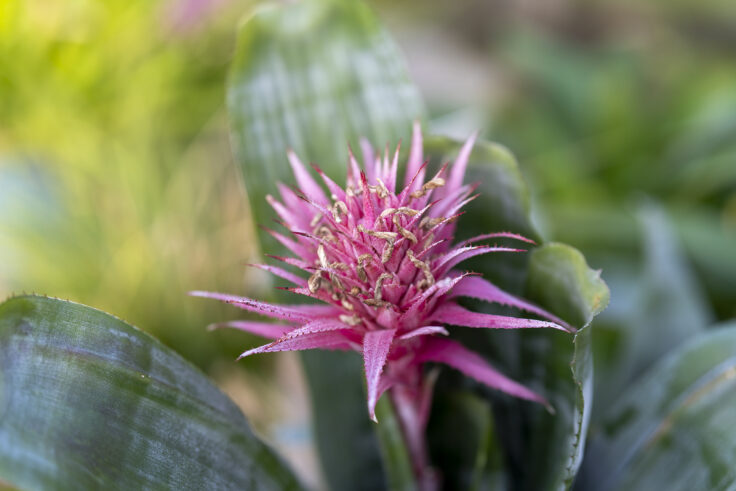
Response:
592,204,712,411
374,396,416,491
514,243,608,491
226,0,423,487
526,243,609,328
0,295,301,490
589,322,736,491
227,0,423,249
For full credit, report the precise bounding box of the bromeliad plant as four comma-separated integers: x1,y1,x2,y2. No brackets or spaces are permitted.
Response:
4,0,735,490
0,1,617,490
192,124,575,486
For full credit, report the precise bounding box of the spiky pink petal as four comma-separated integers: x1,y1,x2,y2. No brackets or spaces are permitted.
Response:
287,150,329,205
267,194,305,230
405,121,425,192
431,303,568,331
190,291,337,322
363,329,397,422
238,330,351,359
399,326,449,340
285,317,349,336
359,138,375,184
451,276,571,330
419,337,547,405
238,319,352,359
313,164,347,202
444,131,478,197
207,320,293,339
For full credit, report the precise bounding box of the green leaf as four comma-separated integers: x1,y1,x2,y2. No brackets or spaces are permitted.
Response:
374,396,416,491
427,390,505,491
591,204,712,412
511,243,608,491
0,295,301,490
421,135,609,490
526,243,609,328
300,351,387,491
422,135,538,293
227,0,424,249
226,0,423,487
588,322,736,491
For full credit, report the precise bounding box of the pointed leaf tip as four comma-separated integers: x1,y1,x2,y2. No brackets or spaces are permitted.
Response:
363,329,396,422
432,303,569,332
420,337,548,406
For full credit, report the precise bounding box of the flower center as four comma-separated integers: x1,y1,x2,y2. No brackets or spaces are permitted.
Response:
303,177,454,330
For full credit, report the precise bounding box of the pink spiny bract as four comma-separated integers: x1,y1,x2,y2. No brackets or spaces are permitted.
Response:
192,122,572,445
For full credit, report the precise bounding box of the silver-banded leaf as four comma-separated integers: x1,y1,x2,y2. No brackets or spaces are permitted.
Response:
0,295,301,490
227,0,424,250
589,322,736,491
226,0,422,487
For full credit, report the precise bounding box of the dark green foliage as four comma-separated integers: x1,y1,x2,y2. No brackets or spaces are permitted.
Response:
0,295,302,490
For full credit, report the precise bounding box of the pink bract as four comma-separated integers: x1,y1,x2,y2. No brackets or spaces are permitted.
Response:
192,123,572,480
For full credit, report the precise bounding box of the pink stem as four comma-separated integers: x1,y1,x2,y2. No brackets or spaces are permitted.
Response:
390,383,439,491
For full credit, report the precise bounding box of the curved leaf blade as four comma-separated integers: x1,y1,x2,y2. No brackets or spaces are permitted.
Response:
526,243,609,329
0,295,301,490
422,135,538,295
226,0,423,487
519,243,609,490
590,322,736,491
227,0,424,249
422,136,609,490
423,135,536,240
374,396,416,491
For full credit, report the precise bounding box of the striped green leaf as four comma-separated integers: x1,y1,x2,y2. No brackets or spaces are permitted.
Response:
228,0,424,249
0,295,302,490
589,323,736,491
226,1,423,488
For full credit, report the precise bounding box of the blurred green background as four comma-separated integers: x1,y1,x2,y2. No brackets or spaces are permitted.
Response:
1,0,735,482
0,0,264,368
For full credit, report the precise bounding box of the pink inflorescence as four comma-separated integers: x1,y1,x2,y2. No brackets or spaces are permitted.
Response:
191,123,573,425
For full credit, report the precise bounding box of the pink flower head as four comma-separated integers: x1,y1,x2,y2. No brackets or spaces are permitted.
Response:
192,123,573,426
